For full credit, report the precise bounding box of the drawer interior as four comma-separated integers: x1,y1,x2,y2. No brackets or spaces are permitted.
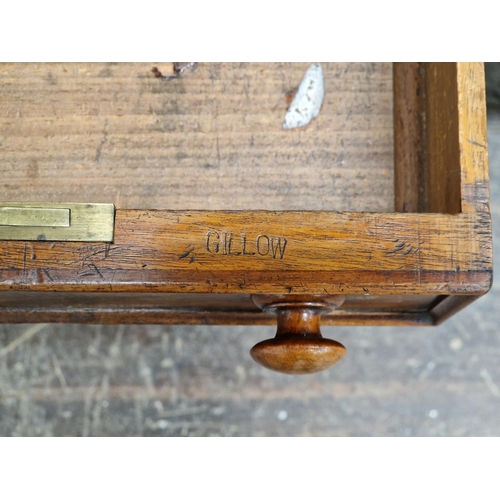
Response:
0,62,394,212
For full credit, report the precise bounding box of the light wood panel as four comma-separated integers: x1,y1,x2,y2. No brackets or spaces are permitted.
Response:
0,62,394,212
457,62,489,212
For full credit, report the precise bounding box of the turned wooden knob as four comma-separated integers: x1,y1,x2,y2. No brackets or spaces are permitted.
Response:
250,295,346,375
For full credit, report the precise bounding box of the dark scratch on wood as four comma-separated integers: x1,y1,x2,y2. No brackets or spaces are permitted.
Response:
89,263,104,279
77,270,95,277
67,246,113,266
385,241,407,255
467,138,487,149
23,243,27,280
402,245,413,255
42,268,54,282
77,263,104,279
94,120,108,163
87,247,112,260
178,247,194,261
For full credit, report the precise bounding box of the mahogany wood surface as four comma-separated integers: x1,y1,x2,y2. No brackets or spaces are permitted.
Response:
0,291,438,325
1,64,498,432
424,63,462,214
456,63,489,213
0,62,492,329
393,63,426,213
0,211,491,294
250,295,347,374
393,62,489,214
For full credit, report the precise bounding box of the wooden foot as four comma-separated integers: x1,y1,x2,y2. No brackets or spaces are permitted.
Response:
250,295,347,375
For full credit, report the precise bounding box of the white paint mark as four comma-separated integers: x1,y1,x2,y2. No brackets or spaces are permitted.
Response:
211,406,226,416
161,357,174,368
235,364,246,383
429,409,439,419
102,400,109,408
283,63,324,129
52,353,68,390
139,360,155,396
419,360,436,381
449,338,463,351
135,399,144,437
82,382,98,437
406,358,421,368
175,337,183,353
157,420,168,429
452,316,471,340
480,368,500,397
277,410,288,421
109,327,123,358
0,323,47,357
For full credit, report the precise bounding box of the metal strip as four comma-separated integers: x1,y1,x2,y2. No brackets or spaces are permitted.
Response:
0,206,70,227
0,203,115,242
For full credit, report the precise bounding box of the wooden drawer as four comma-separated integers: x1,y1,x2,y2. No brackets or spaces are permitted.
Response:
0,62,492,373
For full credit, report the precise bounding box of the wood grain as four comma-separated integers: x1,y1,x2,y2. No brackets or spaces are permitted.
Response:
457,62,489,212
0,63,492,328
0,291,439,325
424,63,462,214
0,62,394,212
250,295,347,374
394,63,489,215
0,210,491,295
0,67,498,435
393,63,426,212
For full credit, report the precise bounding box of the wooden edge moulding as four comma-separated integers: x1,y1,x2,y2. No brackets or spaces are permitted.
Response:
0,62,492,374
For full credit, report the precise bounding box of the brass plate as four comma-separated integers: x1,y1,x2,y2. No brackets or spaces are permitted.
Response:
0,203,115,242
0,206,70,227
